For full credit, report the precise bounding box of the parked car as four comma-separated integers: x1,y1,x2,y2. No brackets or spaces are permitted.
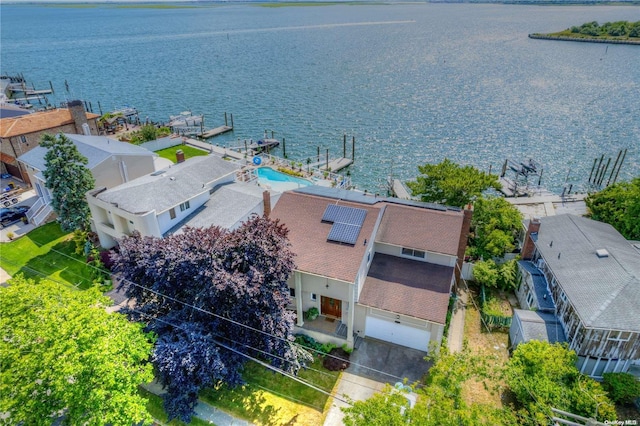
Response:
0,206,29,228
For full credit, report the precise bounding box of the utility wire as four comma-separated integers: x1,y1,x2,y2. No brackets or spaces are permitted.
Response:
132,309,353,406
8,239,410,384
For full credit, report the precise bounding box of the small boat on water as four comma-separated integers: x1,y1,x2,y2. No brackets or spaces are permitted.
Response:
250,138,279,152
169,111,204,127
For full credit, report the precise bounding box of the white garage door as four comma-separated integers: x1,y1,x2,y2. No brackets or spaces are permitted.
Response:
365,316,430,351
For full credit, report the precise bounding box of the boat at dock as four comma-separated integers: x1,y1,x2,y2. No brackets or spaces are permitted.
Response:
169,111,203,128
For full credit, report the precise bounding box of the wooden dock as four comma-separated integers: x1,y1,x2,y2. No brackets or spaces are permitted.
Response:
326,157,353,173
199,125,233,139
391,179,414,199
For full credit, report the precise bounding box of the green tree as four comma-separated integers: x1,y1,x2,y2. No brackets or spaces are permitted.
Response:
506,341,616,424
498,258,519,291
0,275,155,425
585,177,640,240
41,133,95,232
468,196,523,259
602,372,640,405
406,159,500,207
343,384,413,426
473,259,499,288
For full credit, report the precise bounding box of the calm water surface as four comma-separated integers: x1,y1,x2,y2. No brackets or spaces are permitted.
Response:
2,3,639,193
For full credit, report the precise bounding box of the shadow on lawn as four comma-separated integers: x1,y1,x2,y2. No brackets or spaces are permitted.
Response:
20,240,94,289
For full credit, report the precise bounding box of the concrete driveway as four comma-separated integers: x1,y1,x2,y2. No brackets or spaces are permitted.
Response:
0,188,38,243
348,339,431,384
323,339,431,426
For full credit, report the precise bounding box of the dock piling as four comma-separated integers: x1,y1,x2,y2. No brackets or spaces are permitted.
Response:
317,146,320,163
343,134,346,158
612,149,627,185
588,158,597,183
606,150,622,186
283,138,286,158
326,149,329,170
224,112,228,127
352,136,355,161
230,113,234,128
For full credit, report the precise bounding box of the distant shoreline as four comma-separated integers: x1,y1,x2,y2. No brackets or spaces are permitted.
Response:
528,33,640,45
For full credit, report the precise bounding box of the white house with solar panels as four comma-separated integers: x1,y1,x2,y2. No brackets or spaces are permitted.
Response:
515,214,640,378
270,186,472,351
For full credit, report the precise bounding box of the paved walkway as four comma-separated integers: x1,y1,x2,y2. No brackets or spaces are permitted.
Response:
323,372,384,426
0,266,11,286
447,288,469,353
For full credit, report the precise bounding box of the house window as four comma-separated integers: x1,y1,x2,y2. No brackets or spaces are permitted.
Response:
310,293,317,301
607,331,631,342
169,208,176,219
20,135,27,143
179,201,190,212
526,291,534,308
289,288,295,298
560,291,567,303
401,248,425,258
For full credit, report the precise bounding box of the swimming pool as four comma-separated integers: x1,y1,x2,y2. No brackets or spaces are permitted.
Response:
255,167,312,192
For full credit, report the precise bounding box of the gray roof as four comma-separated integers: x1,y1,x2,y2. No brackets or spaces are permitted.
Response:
96,155,239,214
512,309,567,344
17,133,155,172
294,184,461,212
519,261,555,311
168,182,273,234
536,214,640,332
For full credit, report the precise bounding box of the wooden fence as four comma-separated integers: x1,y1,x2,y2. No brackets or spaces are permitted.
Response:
480,286,512,330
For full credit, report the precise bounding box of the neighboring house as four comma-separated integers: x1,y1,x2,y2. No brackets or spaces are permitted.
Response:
510,309,567,349
269,186,472,351
0,103,32,119
86,154,279,249
514,214,640,378
18,134,156,226
1,100,99,181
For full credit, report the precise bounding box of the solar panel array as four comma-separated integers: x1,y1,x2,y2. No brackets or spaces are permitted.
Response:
322,204,367,245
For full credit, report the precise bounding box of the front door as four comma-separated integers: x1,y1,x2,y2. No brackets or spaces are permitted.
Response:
321,296,342,319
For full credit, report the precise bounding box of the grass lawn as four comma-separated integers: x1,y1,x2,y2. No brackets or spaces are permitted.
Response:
0,222,95,289
155,145,209,163
200,358,340,425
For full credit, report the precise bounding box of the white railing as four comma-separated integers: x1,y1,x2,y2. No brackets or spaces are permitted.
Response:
32,203,53,226
26,197,44,222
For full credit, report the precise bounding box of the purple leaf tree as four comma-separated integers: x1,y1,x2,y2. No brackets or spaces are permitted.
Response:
112,215,310,422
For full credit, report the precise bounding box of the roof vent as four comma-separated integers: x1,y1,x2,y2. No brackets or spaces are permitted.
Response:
150,170,166,176
595,249,609,258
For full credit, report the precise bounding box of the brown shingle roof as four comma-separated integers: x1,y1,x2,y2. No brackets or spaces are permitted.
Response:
359,253,453,324
270,191,382,283
376,203,463,256
0,109,99,137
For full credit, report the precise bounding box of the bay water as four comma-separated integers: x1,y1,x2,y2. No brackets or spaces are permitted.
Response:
1,3,639,193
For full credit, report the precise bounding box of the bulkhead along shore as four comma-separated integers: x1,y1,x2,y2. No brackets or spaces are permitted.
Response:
528,33,640,44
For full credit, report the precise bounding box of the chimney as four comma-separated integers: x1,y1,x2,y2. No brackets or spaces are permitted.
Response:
454,204,474,288
522,217,541,260
263,190,271,217
67,100,90,135
175,149,185,163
